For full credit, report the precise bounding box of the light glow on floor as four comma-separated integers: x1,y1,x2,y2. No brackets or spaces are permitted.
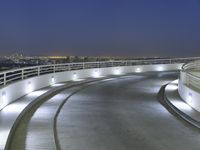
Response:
1,103,27,114
28,90,48,97
172,100,192,111
51,83,65,87
0,130,9,146
167,84,178,90
73,78,85,82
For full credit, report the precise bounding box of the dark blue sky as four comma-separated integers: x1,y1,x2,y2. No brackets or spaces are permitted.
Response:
0,0,200,57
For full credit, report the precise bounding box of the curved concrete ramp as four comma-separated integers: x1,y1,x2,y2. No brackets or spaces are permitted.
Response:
2,72,200,150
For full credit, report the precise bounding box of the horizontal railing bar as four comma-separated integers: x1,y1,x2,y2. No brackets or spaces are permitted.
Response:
6,73,22,78
24,72,38,77
40,68,54,71
24,71,38,74
6,76,22,83
40,70,53,74
0,77,4,80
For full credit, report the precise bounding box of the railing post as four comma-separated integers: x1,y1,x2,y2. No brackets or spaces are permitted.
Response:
38,67,40,76
53,65,56,73
126,61,128,66
22,69,24,80
82,62,85,69
68,64,71,71
111,61,114,67
4,73,6,85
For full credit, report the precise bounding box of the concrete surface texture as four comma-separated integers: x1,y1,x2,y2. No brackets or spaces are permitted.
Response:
2,72,200,150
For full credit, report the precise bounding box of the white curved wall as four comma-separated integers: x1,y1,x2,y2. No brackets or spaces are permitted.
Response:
0,64,182,110
178,80,200,112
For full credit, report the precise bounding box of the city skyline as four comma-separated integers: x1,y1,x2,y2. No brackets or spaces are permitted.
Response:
0,0,200,57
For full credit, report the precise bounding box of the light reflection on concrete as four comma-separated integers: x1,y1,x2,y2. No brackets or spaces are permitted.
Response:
73,78,85,82
51,83,65,87
28,90,48,98
1,103,27,114
167,84,178,91
0,130,9,148
172,100,193,111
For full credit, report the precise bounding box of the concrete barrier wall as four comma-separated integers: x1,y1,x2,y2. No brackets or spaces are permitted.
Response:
0,63,182,110
178,81,200,112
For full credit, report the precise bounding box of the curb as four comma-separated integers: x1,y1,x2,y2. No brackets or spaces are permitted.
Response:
163,83,200,129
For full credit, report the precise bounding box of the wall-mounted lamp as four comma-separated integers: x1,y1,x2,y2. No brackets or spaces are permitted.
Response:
51,76,55,84
135,68,141,73
73,72,78,81
27,81,33,93
2,92,6,100
28,81,31,86
157,66,163,71
114,68,121,75
93,70,100,78
188,93,193,104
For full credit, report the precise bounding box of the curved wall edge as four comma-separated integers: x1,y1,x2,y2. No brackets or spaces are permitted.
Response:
178,81,200,112
0,63,182,110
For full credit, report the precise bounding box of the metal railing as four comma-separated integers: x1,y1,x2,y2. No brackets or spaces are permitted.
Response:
181,60,200,91
0,57,200,87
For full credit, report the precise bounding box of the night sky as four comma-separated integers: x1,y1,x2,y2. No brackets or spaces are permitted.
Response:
0,0,200,57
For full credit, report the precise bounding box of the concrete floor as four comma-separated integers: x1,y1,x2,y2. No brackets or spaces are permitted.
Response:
5,72,200,150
